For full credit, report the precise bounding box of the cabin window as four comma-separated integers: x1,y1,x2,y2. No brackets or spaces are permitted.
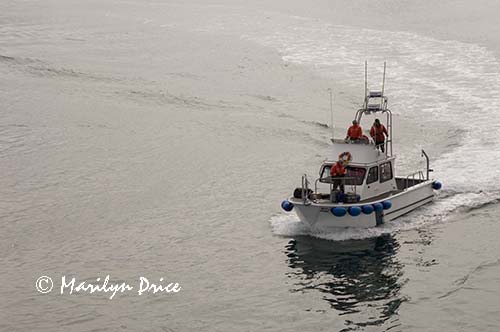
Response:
345,167,366,186
319,165,365,185
320,166,331,179
380,162,393,183
367,166,378,184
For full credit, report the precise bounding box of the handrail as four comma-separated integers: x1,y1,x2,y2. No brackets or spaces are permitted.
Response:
421,149,433,180
319,176,359,184
321,158,395,167
314,176,358,199
355,107,393,157
403,150,433,189
314,178,320,194
405,170,425,190
301,174,311,205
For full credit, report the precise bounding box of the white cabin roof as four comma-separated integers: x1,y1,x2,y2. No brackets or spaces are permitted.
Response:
328,139,391,165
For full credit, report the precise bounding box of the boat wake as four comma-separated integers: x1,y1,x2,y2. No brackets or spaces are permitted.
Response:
437,189,500,213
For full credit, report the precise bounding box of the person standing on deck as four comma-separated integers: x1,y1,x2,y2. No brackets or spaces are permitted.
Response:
330,159,346,193
345,120,363,141
370,118,388,152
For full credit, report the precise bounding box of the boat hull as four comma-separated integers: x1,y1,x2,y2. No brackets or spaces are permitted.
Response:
290,181,435,230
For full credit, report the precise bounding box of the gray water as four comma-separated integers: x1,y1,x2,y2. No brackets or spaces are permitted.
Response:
2,1,500,331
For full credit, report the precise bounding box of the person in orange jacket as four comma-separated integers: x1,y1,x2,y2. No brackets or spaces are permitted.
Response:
370,119,388,152
330,159,346,193
345,120,363,141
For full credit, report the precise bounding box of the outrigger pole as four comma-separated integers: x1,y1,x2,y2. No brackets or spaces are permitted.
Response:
328,88,334,139
381,61,386,96
364,61,368,100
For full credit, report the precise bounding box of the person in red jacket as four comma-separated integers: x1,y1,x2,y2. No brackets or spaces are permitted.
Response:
370,119,388,152
330,160,346,193
345,120,363,141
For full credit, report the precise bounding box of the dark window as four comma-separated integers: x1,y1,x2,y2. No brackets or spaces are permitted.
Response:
380,162,393,183
345,167,366,185
367,166,378,184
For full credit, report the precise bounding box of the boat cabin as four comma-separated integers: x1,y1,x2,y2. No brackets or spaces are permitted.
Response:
316,140,397,202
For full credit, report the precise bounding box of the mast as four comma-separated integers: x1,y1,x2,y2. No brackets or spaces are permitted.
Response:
381,61,386,109
356,61,393,156
364,61,368,108
329,88,334,139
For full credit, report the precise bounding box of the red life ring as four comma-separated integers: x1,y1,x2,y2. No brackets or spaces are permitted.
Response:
338,151,352,163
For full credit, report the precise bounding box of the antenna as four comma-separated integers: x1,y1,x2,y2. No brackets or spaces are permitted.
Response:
328,88,334,139
381,61,386,97
364,61,368,100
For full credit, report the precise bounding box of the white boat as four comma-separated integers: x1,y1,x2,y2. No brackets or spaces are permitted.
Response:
281,64,442,230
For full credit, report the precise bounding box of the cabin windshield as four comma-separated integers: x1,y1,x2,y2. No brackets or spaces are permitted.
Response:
320,165,366,185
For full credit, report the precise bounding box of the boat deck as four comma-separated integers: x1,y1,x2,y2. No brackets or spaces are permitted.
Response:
308,177,429,205
358,190,399,203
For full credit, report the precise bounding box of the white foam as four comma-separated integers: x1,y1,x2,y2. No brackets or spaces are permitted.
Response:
269,213,310,236
269,211,426,241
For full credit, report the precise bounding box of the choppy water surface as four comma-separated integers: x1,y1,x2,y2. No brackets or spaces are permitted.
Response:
1,1,500,331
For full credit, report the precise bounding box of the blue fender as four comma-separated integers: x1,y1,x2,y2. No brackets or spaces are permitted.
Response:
373,202,383,212
382,200,392,210
281,200,294,212
331,207,347,217
361,205,374,214
432,181,442,190
348,206,362,216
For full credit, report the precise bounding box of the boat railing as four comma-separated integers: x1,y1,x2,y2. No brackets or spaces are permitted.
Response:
421,149,433,180
322,159,393,167
355,61,393,157
301,174,311,205
315,176,358,196
405,170,425,190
